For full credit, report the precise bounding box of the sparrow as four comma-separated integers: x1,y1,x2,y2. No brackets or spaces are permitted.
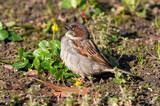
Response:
60,23,137,79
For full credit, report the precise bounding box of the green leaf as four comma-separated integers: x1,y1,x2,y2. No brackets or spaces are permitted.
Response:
25,63,33,70
85,10,90,16
54,62,63,68
71,0,77,8
12,59,29,69
136,10,146,18
8,31,23,41
79,0,87,10
49,67,56,74
63,73,70,78
155,17,160,28
121,78,126,83
61,0,72,8
41,59,53,69
43,21,52,32
113,78,121,84
118,45,125,50
19,48,24,60
33,57,40,70
0,22,6,30
0,30,9,41
112,35,118,42
58,62,63,68
107,97,118,105
64,66,69,72
49,40,61,55
7,21,16,27
55,70,63,81
33,48,51,60
95,8,101,15
17,51,33,60
23,52,34,59
54,65,59,69
38,40,50,49
22,59,29,67
53,40,61,49
63,73,73,81
66,78,72,81
12,61,24,69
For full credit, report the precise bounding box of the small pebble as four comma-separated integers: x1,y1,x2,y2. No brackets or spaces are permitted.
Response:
148,88,153,92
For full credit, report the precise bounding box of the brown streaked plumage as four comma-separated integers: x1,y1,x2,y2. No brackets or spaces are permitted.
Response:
61,23,137,78
72,39,113,67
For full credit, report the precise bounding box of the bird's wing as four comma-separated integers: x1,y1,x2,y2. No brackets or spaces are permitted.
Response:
72,39,113,69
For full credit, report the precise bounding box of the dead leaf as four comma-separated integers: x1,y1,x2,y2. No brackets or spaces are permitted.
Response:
12,81,25,90
113,4,124,15
58,15,66,22
149,35,160,41
78,9,87,19
0,80,7,89
37,22,46,29
19,77,88,98
42,0,47,4
86,0,89,11
24,70,38,76
4,64,13,70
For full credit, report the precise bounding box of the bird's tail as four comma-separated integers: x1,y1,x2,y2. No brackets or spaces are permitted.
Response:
104,68,137,77
118,68,137,77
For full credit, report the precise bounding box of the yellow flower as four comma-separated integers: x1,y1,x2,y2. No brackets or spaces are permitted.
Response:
74,80,83,87
51,23,58,32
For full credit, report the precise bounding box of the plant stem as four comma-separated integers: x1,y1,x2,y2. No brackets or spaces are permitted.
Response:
0,58,19,63
62,75,66,87
51,31,55,57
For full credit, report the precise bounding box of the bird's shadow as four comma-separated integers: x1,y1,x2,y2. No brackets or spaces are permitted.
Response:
92,54,144,82
150,4,160,9
121,31,140,39
92,72,143,83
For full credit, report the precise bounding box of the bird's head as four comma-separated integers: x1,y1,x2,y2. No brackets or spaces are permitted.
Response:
65,23,90,40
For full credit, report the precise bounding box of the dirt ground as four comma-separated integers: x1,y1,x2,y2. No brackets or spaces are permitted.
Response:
0,0,160,105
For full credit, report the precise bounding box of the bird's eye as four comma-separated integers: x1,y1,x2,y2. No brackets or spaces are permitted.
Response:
72,28,74,31
71,31,75,36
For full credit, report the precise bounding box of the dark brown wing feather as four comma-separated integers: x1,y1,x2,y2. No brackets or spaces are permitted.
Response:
72,39,113,69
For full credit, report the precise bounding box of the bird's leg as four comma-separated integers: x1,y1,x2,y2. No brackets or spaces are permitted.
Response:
87,75,96,89
71,77,85,83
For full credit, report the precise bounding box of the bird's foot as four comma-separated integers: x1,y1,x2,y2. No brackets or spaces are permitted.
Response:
72,77,85,83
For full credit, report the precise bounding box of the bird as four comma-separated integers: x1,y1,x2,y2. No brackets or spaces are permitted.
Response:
60,23,137,79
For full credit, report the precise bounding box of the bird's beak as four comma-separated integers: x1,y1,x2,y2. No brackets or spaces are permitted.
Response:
65,24,72,31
